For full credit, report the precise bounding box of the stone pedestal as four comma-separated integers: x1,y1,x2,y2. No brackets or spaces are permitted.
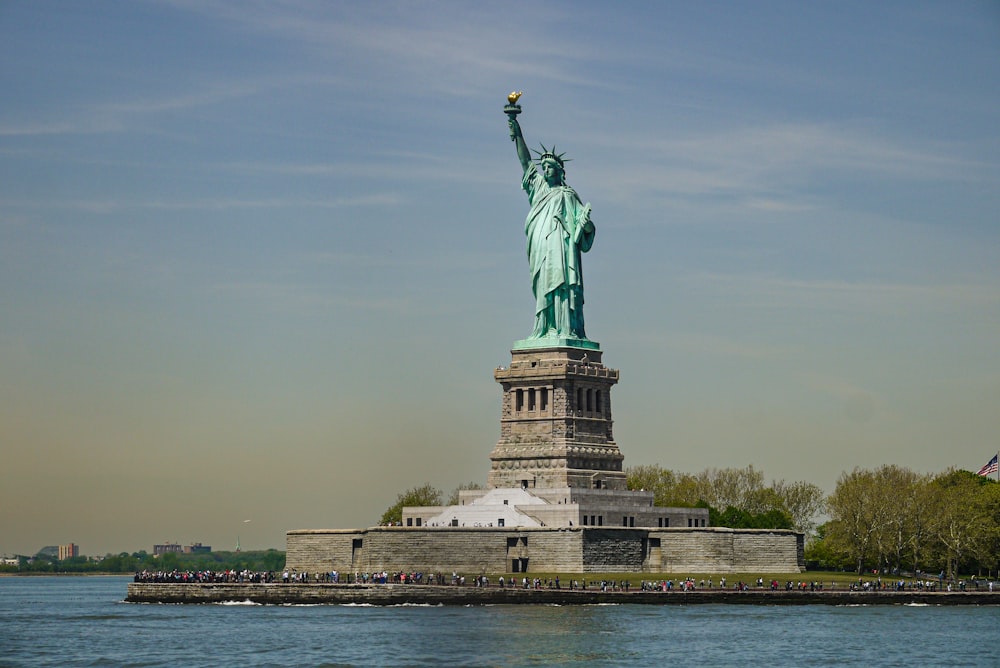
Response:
489,346,625,490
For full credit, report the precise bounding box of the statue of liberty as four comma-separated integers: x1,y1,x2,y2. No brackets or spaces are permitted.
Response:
505,93,596,346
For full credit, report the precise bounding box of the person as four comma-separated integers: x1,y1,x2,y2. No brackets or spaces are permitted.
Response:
508,114,595,340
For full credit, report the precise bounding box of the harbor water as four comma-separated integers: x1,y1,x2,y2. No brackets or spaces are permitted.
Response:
1,576,997,667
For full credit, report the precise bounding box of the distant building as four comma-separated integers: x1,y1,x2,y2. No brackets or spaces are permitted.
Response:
36,546,58,559
153,543,183,556
153,542,211,556
58,543,79,560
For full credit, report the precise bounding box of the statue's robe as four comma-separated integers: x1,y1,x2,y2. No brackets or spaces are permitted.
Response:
522,163,595,339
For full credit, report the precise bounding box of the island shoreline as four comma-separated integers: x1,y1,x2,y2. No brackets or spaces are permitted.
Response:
125,582,998,606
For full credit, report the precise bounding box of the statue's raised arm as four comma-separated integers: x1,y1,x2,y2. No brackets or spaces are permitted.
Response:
505,92,531,173
503,93,597,347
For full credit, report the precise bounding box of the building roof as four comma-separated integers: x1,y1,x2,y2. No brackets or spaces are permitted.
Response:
422,488,550,528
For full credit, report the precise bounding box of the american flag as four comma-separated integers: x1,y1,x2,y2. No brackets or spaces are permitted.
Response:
976,453,999,477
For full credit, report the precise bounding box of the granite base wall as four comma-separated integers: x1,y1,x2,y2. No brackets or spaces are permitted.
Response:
125,583,997,606
652,528,804,573
286,527,804,575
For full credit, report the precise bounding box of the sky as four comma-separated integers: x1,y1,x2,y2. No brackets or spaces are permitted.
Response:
1,1,998,557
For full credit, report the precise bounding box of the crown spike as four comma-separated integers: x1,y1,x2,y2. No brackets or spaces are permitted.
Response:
532,142,570,169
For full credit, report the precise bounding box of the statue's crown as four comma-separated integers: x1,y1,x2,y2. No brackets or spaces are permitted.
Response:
532,143,570,169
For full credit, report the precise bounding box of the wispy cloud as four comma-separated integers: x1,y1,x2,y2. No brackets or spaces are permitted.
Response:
595,122,995,201
0,80,276,138
0,194,402,214
94,81,270,115
301,248,513,274
742,197,814,213
218,154,505,187
582,120,1000,223
679,123,989,180
688,272,1000,313
162,0,615,98
660,332,800,360
0,117,124,137
208,280,435,317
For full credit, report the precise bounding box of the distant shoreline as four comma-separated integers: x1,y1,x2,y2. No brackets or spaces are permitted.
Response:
126,582,999,606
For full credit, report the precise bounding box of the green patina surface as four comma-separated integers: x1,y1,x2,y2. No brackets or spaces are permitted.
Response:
506,96,599,349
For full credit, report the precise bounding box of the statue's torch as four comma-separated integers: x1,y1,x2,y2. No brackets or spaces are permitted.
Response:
505,91,523,141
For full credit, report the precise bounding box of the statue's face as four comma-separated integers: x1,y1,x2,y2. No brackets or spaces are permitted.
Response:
541,159,563,186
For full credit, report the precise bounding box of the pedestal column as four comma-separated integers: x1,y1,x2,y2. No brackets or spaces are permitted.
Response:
489,346,624,490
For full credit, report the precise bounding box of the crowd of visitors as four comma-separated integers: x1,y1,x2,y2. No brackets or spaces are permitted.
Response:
133,569,276,583
134,569,996,593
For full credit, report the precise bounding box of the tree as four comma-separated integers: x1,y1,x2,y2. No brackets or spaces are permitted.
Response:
770,480,826,536
156,552,180,571
378,483,443,526
804,523,852,571
626,464,674,497
826,467,886,574
906,476,936,575
259,549,286,572
627,465,769,509
928,469,994,578
626,465,689,506
447,482,484,506
697,466,768,513
865,466,930,574
709,506,793,530
98,553,140,573
813,465,1000,577
627,464,824,533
